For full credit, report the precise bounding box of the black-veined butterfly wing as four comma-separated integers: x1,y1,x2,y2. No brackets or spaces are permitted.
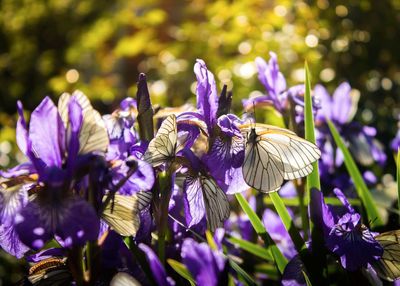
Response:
241,124,321,193
110,272,141,286
200,176,230,232
102,191,152,236
144,114,177,167
58,91,109,154
372,230,400,281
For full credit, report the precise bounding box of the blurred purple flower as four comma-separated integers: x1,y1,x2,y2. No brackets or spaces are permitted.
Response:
139,243,176,286
181,238,228,286
263,209,297,260
310,188,383,271
391,129,400,152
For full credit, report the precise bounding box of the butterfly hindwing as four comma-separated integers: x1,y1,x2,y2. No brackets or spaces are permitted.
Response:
372,230,400,281
144,114,177,167
241,125,321,193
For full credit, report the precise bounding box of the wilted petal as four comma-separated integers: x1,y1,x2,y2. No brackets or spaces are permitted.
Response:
29,97,65,168
194,59,218,128
0,222,29,258
139,243,175,286
331,82,352,124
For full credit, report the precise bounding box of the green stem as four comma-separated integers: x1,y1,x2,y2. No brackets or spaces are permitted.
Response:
157,170,173,265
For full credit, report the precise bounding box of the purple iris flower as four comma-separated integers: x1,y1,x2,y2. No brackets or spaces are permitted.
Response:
243,53,320,124
314,83,386,168
391,129,400,152
179,59,247,195
2,94,103,251
181,238,228,286
310,188,383,271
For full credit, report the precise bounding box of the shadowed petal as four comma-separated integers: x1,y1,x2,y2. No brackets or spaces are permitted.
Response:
0,222,29,258
183,176,206,228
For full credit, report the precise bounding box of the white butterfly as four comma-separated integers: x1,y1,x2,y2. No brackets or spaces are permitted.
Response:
143,114,178,167
58,90,109,154
239,123,321,193
102,191,152,236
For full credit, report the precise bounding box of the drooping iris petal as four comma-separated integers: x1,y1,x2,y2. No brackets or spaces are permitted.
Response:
139,243,175,286
181,238,228,286
29,96,66,168
0,163,35,178
0,222,29,258
331,82,352,124
194,59,218,129
183,176,206,228
0,184,29,224
15,198,99,249
326,213,383,271
14,202,53,250
56,198,99,247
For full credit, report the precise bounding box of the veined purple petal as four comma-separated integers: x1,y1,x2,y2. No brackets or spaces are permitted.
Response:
26,247,66,263
120,97,137,111
183,175,206,228
0,183,29,224
0,163,35,178
333,188,355,214
139,243,175,286
225,167,249,195
332,82,352,124
29,97,66,168
194,59,218,129
0,221,29,258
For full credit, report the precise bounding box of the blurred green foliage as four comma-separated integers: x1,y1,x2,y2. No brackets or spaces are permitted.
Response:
0,0,400,283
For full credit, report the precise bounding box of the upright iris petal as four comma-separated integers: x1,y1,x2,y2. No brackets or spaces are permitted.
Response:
194,59,218,130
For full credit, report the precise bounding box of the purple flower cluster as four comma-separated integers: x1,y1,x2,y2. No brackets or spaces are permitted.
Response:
0,55,397,285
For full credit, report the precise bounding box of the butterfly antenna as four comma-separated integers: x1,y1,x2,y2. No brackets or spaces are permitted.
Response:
168,214,206,242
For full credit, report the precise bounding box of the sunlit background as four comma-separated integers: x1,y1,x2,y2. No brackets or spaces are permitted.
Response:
0,0,399,282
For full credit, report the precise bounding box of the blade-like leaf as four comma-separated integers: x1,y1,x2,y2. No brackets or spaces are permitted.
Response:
235,193,288,274
229,259,258,286
327,119,383,226
304,63,321,192
228,236,273,262
205,230,218,251
167,259,195,286
264,196,362,207
269,192,307,254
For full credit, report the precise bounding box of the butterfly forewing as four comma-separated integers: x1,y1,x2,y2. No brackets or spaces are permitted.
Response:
144,114,177,167
241,125,321,193
372,230,400,281
201,175,230,232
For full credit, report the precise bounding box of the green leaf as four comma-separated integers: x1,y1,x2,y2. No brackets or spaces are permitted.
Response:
235,193,288,274
167,259,196,286
327,119,383,226
228,236,273,262
206,230,218,251
229,259,258,286
254,263,279,280
304,62,321,192
269,192,307,253
263,196,362,207
303,271,313,286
